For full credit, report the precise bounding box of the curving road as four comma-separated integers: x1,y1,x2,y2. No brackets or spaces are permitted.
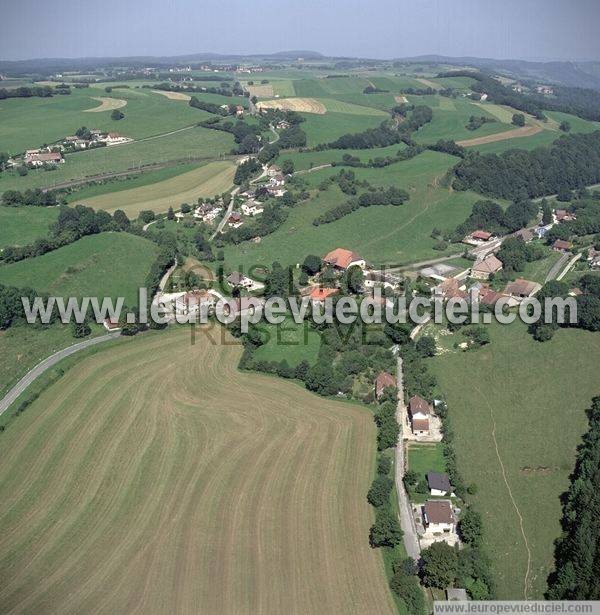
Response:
0,332,121,417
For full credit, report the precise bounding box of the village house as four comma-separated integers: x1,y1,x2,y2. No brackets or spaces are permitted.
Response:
363,271,397,291
175,289,214,317
375,371,396,400
103,318,121,332
269,173,285,187
408,394,431,435
534,225,550,239
427,472,452,496
419,263,459,282
553,239,573,252
102,132,129,146
511,228,534,243
25,151,64,166
555,209,576,223
433,278,467,301
194,203,222,223
309,287,339,305
266,185,286,197
241,199,264,216
464,230,493,245
227,213,243,228
422,500,456,534
587,247,600,269
504,278,541,299
266,165,281,177
323,248,366,271
470,254,503,280
235,105,244,117
226,271,255,290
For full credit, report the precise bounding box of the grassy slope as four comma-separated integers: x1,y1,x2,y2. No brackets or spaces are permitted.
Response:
224,151,482,268
0,327,395,614
252,319,322,366
0,232,158,306
0,206,59,248
0,126,235,193
78,160,236,216
429,322,600,599
300,111,385,147
0,88,225,153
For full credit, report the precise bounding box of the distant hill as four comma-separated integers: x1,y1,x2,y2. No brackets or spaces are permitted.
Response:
397,54,600,90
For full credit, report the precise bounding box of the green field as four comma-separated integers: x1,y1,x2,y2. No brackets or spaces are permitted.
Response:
0,327,395,614
429,322,600,599
300,110,385,146
78,160,236,216
0,323,102,401
0,126,235,193
252,318,322,366
408,96,514,144
0,232,158,305
0,88,230,154
407,443,446,476
0,206,59,248
224,150,482,268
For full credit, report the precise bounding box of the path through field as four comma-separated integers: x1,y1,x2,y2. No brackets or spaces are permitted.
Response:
0,327,395,615
474,385,532,599
457,125,542,147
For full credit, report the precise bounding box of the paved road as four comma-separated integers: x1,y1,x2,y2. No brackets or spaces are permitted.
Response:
210,185,240,240
395,356,421,561
0,332,121,417
545,252,570,282
555,252,582,282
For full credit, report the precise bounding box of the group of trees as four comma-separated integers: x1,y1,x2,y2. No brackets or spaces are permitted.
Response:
0,204,131,264
199,117,262,154
453,132,600,201
466,115,496,131
547,396,600,599
277,124,307,149
450,199,538,242
0,85,61,100
0,283,41,330
496,237,546,274
151,81,238,97
2,188,58,207
233,157,261,185
529,275,600,342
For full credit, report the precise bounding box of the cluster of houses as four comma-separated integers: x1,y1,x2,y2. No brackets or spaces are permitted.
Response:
194,202,223,224
225,164,288,230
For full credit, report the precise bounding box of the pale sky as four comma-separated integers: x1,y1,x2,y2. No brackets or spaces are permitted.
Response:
0,0,599,61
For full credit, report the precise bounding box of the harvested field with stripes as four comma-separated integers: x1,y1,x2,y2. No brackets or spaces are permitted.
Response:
151,90,192,101
0,327,395,614
257,97,326,114
83,96,128,112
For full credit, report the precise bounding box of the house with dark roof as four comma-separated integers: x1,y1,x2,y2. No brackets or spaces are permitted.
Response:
427,472,452,496
471,254,503,280
422,500,455,533
504,278,541,299
553,239,573,252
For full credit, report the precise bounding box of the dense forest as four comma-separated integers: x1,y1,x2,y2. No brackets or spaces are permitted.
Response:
453,132,600,200
546,396,600,599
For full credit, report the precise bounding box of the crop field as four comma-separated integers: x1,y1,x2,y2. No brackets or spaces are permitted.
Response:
0,126,235,193
151,89,191,101
0,206,59,248
224,150,483,268
244,83,274,98
257,97,326,114
0,232,158,306
83,96,128,112
0,88,223,154
0,327,395,614
79,160,236,216
429,322,600,599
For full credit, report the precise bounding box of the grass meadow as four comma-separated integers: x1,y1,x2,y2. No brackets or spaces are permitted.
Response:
0,206,59,248
429,321,600,598
78,160,236,216
0,126,235,193
0,327,395,614
0,232,158,306
224,151,481,268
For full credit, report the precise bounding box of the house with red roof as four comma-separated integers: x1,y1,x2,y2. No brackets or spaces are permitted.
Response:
323,248,366,271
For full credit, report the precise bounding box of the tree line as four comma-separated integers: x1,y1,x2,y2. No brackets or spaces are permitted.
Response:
453,132,600,201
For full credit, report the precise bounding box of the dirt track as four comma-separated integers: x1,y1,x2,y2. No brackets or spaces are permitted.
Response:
457,125,542,147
